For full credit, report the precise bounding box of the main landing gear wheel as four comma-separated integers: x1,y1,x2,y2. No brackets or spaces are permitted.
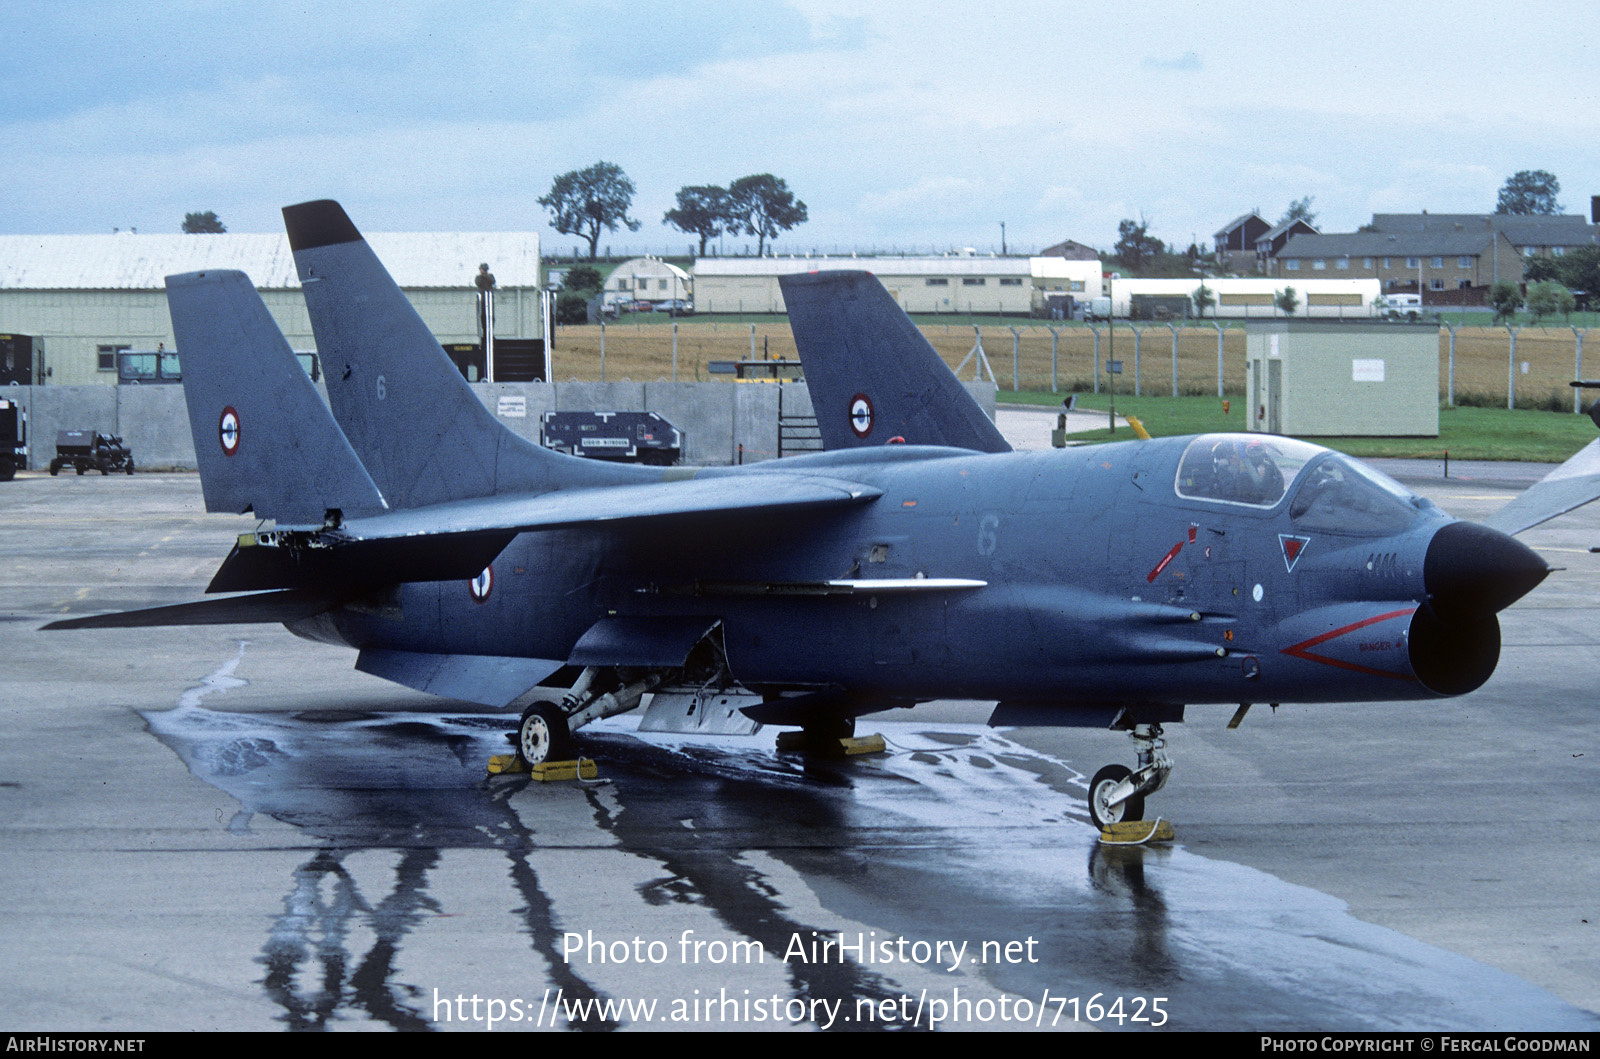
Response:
517,701,573,767
1088,764,1145,830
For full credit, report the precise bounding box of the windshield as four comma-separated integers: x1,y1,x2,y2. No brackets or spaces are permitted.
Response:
1288,453,1418,535
1175,434,1324,509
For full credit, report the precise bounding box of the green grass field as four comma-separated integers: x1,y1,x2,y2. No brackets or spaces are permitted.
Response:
1020,391,1598,463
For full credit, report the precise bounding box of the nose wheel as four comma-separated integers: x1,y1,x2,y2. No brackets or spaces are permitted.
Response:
1087,723,1173,831
1089,765,1145,829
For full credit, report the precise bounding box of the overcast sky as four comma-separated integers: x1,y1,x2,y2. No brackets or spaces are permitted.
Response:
2,1,1594,256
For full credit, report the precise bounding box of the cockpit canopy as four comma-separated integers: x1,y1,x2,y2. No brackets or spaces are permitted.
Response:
1175,434,1419,535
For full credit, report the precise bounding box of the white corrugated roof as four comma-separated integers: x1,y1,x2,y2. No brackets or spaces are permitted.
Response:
693,256,1031,277
0,231,541,290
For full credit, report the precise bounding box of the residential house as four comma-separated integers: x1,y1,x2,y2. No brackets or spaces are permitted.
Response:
1254,219,1318,271
1213,212,1271,273
1271,229,1521,306
1368,213,1598,263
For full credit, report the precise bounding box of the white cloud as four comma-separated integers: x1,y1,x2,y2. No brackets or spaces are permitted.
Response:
2,0,1596,251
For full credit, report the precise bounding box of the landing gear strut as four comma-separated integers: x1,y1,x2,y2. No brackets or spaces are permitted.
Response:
1087,723,1173,830
511,667,664,768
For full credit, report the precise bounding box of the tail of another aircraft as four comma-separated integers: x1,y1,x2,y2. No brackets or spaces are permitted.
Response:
780,270,1011,454
167,270,387,525
283,200,629,508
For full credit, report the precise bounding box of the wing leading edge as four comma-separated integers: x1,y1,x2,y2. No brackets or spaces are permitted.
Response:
1482,437,1600,536
47,471,884,619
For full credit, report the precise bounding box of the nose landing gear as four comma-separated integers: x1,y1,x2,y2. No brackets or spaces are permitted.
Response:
1087,723,1173,831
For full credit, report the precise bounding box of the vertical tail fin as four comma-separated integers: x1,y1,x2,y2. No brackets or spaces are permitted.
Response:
283,200,604,508
166,270,386,524
780,270,1011,454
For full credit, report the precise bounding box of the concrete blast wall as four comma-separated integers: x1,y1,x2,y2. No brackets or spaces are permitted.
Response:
8,381,998,471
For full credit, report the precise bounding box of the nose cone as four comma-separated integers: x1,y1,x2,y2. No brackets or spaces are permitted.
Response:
1425,521,1550,616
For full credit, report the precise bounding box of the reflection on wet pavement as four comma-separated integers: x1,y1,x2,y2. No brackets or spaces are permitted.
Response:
139,648,1600,1032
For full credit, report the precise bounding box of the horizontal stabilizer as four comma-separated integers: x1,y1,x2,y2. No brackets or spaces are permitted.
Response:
206,529,517,593
1482,437,1600,535
355,649,566,708
43,589,346,630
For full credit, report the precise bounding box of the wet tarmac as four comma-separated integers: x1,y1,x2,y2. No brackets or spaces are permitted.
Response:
2,469,1598,1032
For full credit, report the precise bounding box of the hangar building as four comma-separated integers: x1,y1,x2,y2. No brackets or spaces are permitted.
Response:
603,257,692,310
0,230,542,386
692,255,1037,315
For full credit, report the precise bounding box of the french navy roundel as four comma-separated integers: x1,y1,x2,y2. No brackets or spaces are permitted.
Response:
218,406,241,456
849,393,874,438
469,565,493,603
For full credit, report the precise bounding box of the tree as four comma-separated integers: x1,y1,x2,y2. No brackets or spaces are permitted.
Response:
1113,216,1164,273
1489,280,1523,323
562,265,603,293
554,291,592,325
1525,281,1576,323
182,211,226,233
538,162,642,260
553,265,606,324
1274,286,1299,315
663,185,734,256
1555,246,1600,303
1522,255,1563,283
1193,282,1215,319
1495,170,1562,215
727,174,807,256
1279,196,1317,227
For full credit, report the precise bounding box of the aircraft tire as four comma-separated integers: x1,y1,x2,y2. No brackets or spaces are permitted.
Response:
1088,764,1144,830
517,701,573,767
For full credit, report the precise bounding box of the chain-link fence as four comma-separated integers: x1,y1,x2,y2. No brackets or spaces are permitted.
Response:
550,321,1595,411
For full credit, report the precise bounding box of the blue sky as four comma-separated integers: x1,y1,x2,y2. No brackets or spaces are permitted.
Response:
1,1,1594,256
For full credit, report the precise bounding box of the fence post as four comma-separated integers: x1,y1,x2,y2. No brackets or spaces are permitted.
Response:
1507,325,1520,410
1009,326,1021,391
599,321,606,381
1087,324,1101,395
1166,322,1179,397
672,321,679,382
1047,326,1061,393
1576,328,1588,413
1213,321,1225,397
750,323,756,362
1444,323,1457,407
1132,325,1143,397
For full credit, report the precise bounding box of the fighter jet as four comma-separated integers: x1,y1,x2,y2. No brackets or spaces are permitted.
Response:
48,201,1566,830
